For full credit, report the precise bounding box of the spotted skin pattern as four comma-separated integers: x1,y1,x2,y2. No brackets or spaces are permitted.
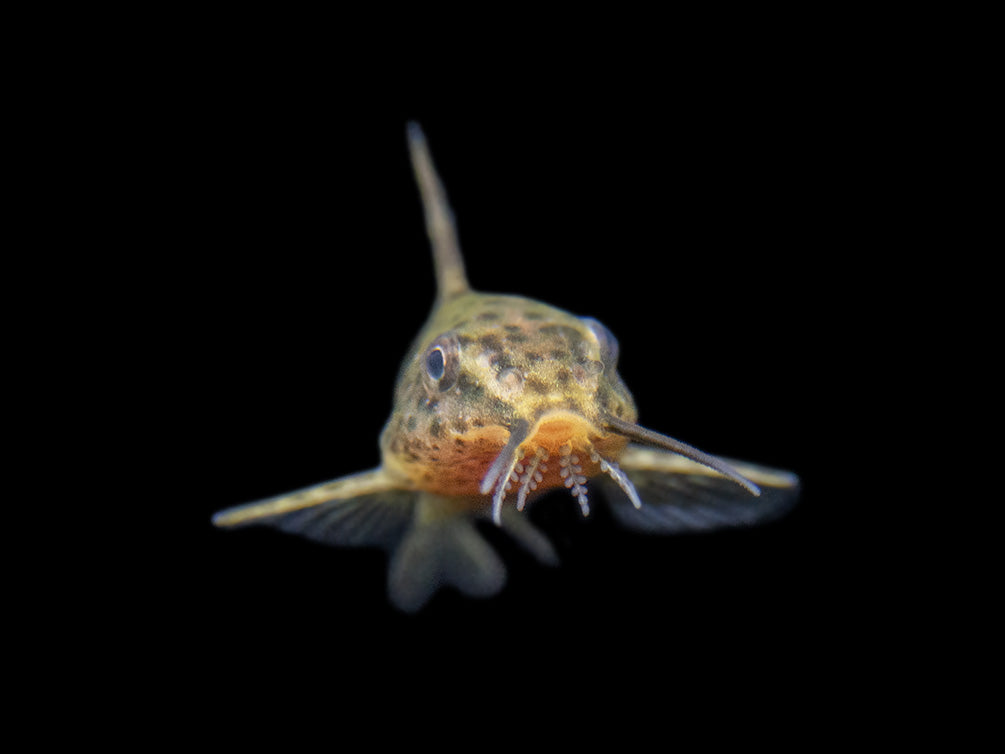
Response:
381,293,635,500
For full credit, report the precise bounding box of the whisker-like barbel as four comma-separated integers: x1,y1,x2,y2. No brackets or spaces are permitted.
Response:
591,451,643,510
480,419,532,524
516,448,548,512
603,414,761,497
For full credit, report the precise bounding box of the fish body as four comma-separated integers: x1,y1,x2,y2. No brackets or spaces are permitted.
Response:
213,124,800,611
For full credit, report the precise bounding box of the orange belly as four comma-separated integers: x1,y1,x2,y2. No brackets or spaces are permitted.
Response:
385,413,630,498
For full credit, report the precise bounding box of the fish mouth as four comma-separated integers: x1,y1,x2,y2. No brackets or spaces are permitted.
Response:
479,410,633,524
480,410,760,525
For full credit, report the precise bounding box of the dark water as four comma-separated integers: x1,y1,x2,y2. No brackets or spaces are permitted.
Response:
170,113,854,706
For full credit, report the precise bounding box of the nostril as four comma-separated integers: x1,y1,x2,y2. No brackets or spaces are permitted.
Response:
572,359,604,383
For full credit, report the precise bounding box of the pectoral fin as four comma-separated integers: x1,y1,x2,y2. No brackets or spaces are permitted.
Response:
212,471,550,611
211,467,415,549
599,445,800,534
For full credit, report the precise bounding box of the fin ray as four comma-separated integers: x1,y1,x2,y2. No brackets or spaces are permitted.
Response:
499,506,560,566
600,445,799,534
388,513,505,612
212,468,415,549
406,122,470,301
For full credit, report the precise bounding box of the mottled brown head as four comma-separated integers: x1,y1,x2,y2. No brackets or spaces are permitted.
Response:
380,292,637,499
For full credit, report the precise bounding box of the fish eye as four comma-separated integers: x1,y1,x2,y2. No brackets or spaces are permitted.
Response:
582,317,620,371
422,333,460,391
426,347,445,381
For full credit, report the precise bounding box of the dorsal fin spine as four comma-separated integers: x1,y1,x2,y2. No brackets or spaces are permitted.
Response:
406,122,470,301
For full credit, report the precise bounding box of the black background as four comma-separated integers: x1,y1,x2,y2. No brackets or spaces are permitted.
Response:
137,46,874,707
